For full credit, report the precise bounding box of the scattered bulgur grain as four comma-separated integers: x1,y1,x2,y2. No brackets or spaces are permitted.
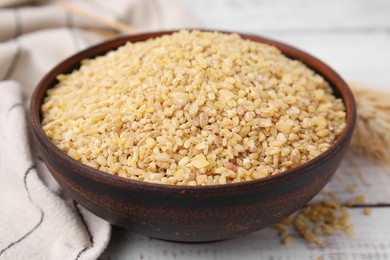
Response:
327,191,337,199
273,223,287,236
282,235,293,245
321,199,341,210
313,226,322,235
279,216,293,225
346,185,356,193
347,194,366,206
363,207,372,216
322,224,334,235
275,196,355,245
41,30,346,185
346,199,356,207
356,195,366,203
344,224,355,235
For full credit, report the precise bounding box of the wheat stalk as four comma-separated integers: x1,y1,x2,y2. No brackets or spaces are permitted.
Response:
57,2,138,35
349,83,390,164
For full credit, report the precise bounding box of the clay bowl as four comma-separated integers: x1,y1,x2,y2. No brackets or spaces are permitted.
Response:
30,30,356,242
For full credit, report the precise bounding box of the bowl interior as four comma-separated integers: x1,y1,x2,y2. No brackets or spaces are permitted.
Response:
30,30,356,192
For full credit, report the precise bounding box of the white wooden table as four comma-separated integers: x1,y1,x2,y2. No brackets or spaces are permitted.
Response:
101,1,390,259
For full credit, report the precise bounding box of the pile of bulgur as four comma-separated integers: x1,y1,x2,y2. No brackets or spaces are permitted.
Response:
41,30,346,185
275,197,354,246
274,189,371,246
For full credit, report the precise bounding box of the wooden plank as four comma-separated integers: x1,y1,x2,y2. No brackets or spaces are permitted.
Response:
100,208,390,260
182,0,390,32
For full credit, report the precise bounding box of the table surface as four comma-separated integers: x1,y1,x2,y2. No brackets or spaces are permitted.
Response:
100,0,390,259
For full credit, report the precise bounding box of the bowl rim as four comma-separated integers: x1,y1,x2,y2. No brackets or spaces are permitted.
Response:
30,29,356,192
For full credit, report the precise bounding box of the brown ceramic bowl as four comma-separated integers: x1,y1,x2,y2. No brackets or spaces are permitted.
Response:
30,30,356,242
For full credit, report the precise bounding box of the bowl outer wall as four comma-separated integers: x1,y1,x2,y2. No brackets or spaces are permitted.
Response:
30,30,356,242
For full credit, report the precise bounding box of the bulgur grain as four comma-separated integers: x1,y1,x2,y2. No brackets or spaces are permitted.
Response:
346,185,356,193
41,30,346,185
282,235,293,245
276,195,355,245
363,207,372,216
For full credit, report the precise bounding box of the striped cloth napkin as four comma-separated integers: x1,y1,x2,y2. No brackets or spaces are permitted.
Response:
0,0,198,259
